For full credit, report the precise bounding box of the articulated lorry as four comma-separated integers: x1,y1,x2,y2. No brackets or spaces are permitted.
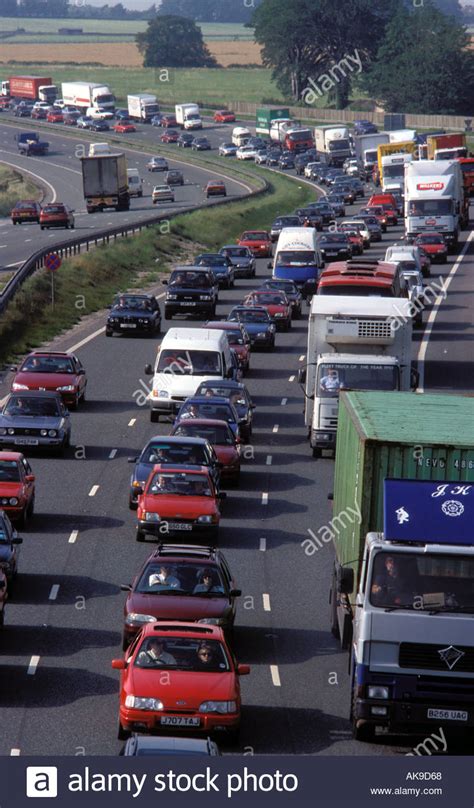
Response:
299,297,414,458
7,75,57,103
329,390,474,741
354,133,390,177
427,133,467,161
256,107,290,137
127,94,159,123
61,81,115,111
15,131,49,156
81,153,130,213
405,159,467,251
315,126,351,166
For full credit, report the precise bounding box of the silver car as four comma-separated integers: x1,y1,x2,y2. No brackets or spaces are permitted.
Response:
0,391,71,455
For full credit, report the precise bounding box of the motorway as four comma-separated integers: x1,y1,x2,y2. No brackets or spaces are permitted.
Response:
0,114,473,757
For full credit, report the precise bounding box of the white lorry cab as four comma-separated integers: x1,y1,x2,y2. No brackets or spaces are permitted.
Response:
88,142,111,157
272,227,323,298
175,103,202,130
232,127,251,146
144,328,234,421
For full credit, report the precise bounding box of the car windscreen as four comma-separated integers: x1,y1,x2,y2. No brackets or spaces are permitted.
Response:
196,256,225,267
148,472,212,496
276,251,316,266
21,356,75,373
140,443,207,465
221,248,248,258
136,562,225,595
133,637,229,671
320,234,348,243
0,461,20,482
179,403,234,422
241,233,267,241
174,423,235,445
113,296,150,310
233,310,269,323
169,272,210,288
253,294,285,305
157,350,221,375
416,235,445,244
4,397,61,417
264,282,296,293
15,202,37,210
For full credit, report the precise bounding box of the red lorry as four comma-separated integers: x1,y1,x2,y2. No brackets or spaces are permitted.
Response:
458,157,474,197
8,75,57,103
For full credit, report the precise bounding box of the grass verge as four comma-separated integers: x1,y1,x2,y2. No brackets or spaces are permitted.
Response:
0,168,314,365
0,164,42,217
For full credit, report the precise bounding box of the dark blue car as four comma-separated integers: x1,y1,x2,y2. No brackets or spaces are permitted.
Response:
227,306,275,350
174,396,240,438
195,253,235,289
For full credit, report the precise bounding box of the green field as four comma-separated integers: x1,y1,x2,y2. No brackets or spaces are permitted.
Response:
0,163,41,218
0,17,251,41
0,64,282,106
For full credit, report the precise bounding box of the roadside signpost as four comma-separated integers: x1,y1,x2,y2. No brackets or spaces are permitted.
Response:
44,252,61,309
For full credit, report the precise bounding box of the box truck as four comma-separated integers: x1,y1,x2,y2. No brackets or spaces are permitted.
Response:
9,75,57,103
329,390,474,741
61,81,115,111
256,107,290,137
427,133,467,161
381,152,413,193
175,104,202,130
298,296,415,457
377,141,417,176
405,160,467,251
354,133,390,177
81,153,130,213
388,129,416,144
127,94,159,123
314,126,351,166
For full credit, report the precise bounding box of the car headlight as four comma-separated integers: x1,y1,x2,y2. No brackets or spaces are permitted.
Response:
7,428,15,435
199,701,237,714
269,325,276,333
145,512,160,522
133,480,146,489
48,430,57,437
138,318,149,324
166,294,177,300
367,685,390,700
256,332,266,338
9,497,19,506
0,429,6,436
199,294,211,300
125,613,157,626
11,383,29,390
274,312,284,318
125,695,164,711
56,385,75,392
157,390,169,398
40,429,47,436
197,515,215,524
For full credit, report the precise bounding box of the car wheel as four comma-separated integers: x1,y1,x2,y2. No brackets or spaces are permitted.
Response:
136,529,146,542
117,721,131,740
105,329,113,337
129,499,138,511
150,411,159,423
27,496,35,518
225,727,240,746
312,446,321,459
40,226,44,230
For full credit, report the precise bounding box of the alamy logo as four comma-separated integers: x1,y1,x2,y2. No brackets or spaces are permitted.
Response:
26,766,58,798
441,500,464,517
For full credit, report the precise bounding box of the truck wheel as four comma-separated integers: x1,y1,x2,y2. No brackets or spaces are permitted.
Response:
150,411,159,423
329,573,340,639
351,680,375,742
312,446,321,459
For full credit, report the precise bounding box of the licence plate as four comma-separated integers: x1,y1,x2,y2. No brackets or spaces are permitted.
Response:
427,708,468,722
120,323,136,329
161,716,200,727
326,252,338,257
15,438,39,446
168,522,192,531
180,302,196,306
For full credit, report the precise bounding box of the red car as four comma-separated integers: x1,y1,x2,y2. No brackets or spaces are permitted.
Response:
112,622,249,741
136,465,225,542
0,452,35,525
413,233,448,264
11,351,87,409
205,180,227,198
11,200,41,225
243,290,291,331
46,110,63,123
359,206,388,232
120,544,241,648
205,321,251,374
338,225,364,255
40,203,75,230
161,129,179,143
237,230,272,258
214,110,236,123
161,115,178,128
172,419,241,485
114,121,136,133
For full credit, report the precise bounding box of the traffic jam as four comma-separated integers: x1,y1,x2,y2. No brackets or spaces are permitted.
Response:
0,84,473,756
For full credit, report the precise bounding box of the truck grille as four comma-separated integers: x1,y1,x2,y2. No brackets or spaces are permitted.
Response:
8,427,43,436
399,642,474,673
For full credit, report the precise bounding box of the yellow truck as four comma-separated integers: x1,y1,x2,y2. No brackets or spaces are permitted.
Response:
377,141,417,175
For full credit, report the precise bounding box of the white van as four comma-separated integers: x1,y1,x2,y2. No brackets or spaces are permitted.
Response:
88,142,111,157
272,227,324,297
232,127,251,147
127,168,143,198
144,328,234,421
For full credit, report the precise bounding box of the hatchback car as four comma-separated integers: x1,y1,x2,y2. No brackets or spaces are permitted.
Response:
214,110,236,123
76,116,93,129
218,142,237,157
195,253,234,289
205,180,227,198
114,121,136,133
147,156,168,172
40,203,74,230
175,397,240,438
135,465,225,542
318,233,353,262
227,306,275,350
120,544,241,648
269,215,302,242
161,129,179,144
112,622,249,741
243,290,291,331
260,279,303,318
152,185,175,204
0,391,71,454
11,351,87,409
294,208,323,230
413,233,448,264
63,111,80,126
237,231,272,258
106,293,162,337
11,200,41,225
192,137,211,151
161,114,178,127
166,170,184,186
359,206,388,232
178,133,195,148
195,381,255,442
89,119,110,132
0,509,23,582
219,245,255,278
172,420,241,485
0,452,35,526
278,153,295,169
128,436,220,509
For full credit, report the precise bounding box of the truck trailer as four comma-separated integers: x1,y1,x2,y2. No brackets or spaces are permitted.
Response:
8,75,57,103
299,296,414,457
61,81,115,111
427,133,467,161
329,390,474,741
255,107,290,137
81,153,130,213
405,159,467,251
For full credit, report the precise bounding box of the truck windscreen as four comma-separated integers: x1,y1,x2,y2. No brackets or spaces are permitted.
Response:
317,363,398,398
383,165,404,178
276,251,316,266
370,551,474,612
408,199,452,215
329,139,350,150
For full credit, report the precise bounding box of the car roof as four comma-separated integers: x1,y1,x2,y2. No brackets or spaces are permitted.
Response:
205,321,242,330
197,379,243,390
139,621,223,640
6,390,62,399
0,452,24,461
143,435,210,447
25,351,72,358
181,396,234,406
230,305,268,313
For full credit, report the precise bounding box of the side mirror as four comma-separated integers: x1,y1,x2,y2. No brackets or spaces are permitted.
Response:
237,663,250,676
218,492,227,500
127,456,138,463
9,366,17,372
144,364,153,375
77,368,85,375
120,584,132,592
12,536,23,545
111,659,126,670
162,279,168,285
25,474,35,482
230,588,242,597
297,367,306,385
337,565,354,595
134,486,143,496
